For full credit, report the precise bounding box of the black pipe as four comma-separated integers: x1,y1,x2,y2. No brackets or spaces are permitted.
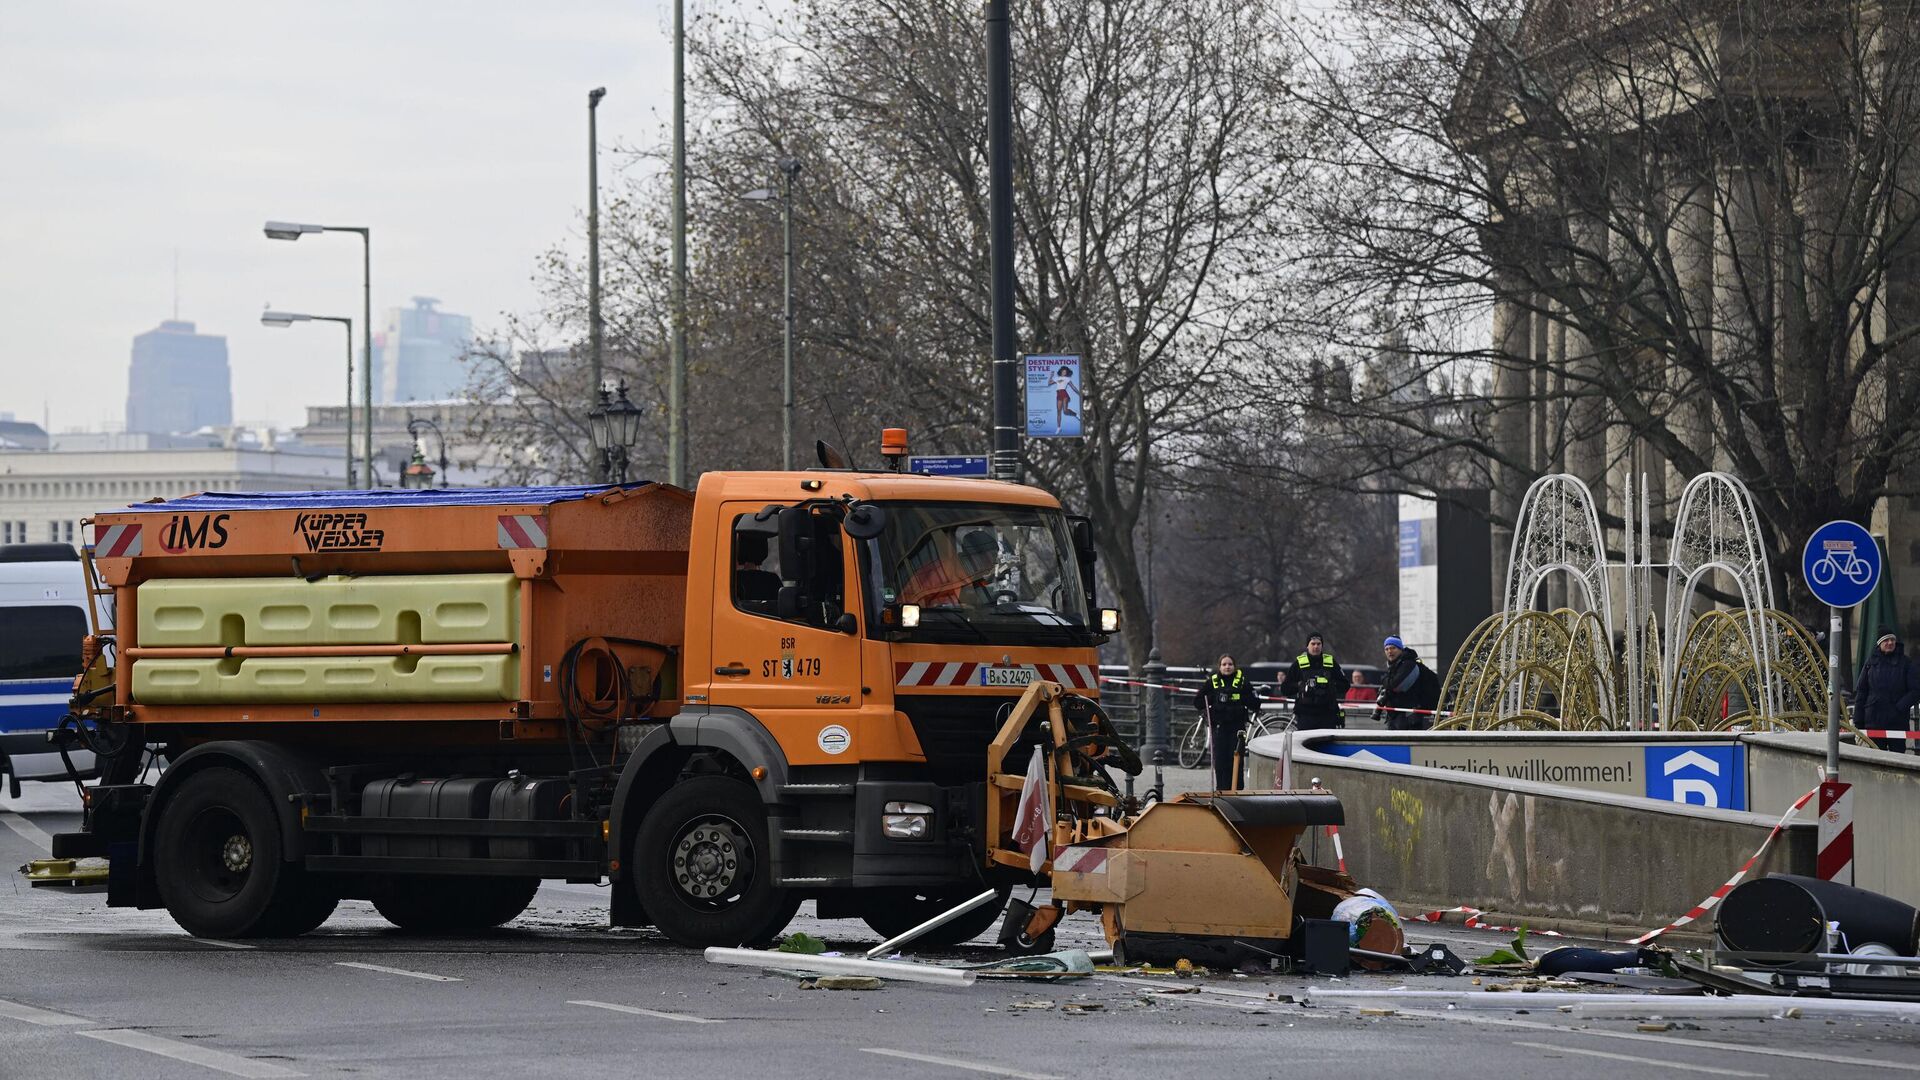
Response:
985,0,1021,482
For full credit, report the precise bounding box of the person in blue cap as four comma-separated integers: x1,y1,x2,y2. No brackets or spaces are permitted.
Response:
1376,635,1441,731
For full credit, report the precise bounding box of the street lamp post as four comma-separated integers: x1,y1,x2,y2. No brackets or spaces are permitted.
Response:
669,0,688,488
741,157,802,470
587,87,607,481
404,414,450,489
265,221,373,485
262,309,355,486
588,380,644,485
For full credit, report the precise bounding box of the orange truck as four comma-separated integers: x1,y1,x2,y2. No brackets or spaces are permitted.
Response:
48,440,1117,947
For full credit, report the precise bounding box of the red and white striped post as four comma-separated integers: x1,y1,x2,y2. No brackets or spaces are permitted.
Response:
1817,780,1854,885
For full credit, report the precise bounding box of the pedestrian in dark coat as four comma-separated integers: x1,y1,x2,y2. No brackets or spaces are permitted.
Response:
1377,635,1441,730
1855,627,1920,752
1193,654,1262,790
1280,633,1351,731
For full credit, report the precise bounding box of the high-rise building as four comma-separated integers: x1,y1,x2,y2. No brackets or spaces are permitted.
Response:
126,320,232,435
371,297,473,404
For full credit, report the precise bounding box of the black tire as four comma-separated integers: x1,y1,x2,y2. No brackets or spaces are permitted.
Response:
859,886,1010,949
371,876,539,932
153,767,318,938
633,776,790,948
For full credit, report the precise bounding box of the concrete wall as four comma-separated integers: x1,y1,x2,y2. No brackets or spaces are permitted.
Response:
1249,731,1816,935
1745,733,1920,907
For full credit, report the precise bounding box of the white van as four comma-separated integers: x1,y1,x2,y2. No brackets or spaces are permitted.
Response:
0,544,105,793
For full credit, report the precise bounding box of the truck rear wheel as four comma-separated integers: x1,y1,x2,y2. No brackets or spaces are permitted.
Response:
859,885,1009,949
371,876,540,932
153,767,326,938
633,776,792,948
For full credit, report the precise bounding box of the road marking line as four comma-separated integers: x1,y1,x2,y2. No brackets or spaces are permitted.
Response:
0,996,91,1026
1514,1040,1765,1077
334,961,460,982
860,1048,1061,1080
76,1029,303,1078
187,937,257,950
1422,1011,1920,1073
568,1000,724,1024
0,811,54,852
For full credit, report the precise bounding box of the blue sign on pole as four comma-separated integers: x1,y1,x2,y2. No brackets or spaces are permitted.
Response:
1802,520,1881,609
908,455,990,478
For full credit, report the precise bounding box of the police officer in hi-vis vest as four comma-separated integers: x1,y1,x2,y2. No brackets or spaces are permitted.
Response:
1281,633,1351,731
1192,653,1262,790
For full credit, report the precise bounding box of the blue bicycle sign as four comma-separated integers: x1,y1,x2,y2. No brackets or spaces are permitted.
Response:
1802,520,1880,608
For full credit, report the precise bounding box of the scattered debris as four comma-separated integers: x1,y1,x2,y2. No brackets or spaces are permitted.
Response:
1009,1000,1056,1011
804,976,883,991
775,932,827,955
1358,1007,1396,1017
1636,1022,1673,1032
1061,1002,1105,1014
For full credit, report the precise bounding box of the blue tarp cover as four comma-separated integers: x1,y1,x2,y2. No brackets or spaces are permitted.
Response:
113,483,652,513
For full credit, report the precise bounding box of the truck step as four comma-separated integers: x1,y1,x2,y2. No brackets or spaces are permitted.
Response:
779,783,855,798
779,828,852,843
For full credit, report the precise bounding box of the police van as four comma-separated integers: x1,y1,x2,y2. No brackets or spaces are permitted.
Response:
0,543,103,795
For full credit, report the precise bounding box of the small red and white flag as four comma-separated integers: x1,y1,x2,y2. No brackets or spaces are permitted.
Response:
1012,746,1052,874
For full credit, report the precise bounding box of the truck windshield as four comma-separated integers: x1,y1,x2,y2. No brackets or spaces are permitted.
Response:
864,502,1092,646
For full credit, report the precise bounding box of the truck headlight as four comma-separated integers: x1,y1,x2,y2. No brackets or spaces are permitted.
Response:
883,800,933,839
899,604,921,628
1099,608,1120,633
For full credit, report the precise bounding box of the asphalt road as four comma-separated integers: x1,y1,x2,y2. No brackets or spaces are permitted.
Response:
4,780,1918,1080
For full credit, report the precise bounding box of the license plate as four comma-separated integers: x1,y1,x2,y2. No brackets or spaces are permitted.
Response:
981,665,1038,687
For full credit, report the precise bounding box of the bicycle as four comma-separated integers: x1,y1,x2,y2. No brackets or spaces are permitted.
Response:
1810,541,1874,587
1175,709,1280,769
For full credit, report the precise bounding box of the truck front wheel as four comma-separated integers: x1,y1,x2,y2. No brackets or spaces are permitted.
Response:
153,767,329,938
859,885,1009,949
634,776,793,948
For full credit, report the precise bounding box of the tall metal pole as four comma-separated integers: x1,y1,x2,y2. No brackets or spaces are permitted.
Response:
668,0,689,487
342,320,355,487
781,159,797,471
985,0,1022,483
360,230,373,486
588,87,607,482
1828,606,1843,778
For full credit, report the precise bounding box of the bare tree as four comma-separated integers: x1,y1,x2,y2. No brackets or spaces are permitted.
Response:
1267,0,1920,622
687,0,1300,666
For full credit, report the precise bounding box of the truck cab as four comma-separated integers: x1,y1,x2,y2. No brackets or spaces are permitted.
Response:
660,470,1107,941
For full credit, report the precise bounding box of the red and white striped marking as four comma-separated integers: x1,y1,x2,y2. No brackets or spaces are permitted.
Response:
1817,780,1854,884
893,662,1095,689
1037,664,1095,689
1325,824,1348,874
496,514,549,549
1053,844,1110,875
895,661,980,687
1626,784,1819,945
94,523,142,557
1409,906,1564,937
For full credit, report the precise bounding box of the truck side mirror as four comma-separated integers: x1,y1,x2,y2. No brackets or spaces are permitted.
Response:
1070,516,1097,600
777,507,816,616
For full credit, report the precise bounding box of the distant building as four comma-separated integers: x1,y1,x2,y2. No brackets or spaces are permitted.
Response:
0,443,345,549
371,298,472,404
292,401,503,487
0,419,49,451
126,320,232,435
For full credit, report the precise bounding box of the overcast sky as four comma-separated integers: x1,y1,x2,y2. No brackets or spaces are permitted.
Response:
1,2,675,433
